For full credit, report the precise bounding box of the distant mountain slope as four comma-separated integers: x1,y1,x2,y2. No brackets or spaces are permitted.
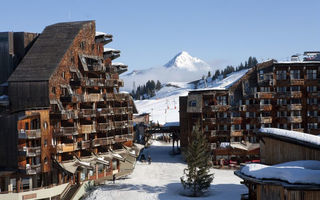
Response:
135,69,249,125
121,51,213,91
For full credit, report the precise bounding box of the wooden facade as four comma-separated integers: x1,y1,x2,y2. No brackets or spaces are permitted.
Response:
180,59,320,162
0,21,137,194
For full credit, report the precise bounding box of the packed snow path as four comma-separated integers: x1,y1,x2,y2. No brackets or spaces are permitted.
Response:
85,141,247,200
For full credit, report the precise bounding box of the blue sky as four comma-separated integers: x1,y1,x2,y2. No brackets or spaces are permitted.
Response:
1,0,320,71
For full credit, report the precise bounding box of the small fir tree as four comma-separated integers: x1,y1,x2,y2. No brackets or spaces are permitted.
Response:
181,121,214,197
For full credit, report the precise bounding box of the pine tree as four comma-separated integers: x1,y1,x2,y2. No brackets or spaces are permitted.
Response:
181,121,214,197
207,71,211,78
155,80,162,91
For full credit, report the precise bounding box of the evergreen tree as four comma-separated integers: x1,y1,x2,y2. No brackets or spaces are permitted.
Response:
155,80,162,91
207,71,211,78
181,121,214,197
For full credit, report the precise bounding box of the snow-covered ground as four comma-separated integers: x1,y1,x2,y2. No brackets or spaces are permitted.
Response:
85,141,247,200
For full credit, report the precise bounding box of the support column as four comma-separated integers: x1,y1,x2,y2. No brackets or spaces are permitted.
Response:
17,178,21,193
95,164,98,180
29,177,33,190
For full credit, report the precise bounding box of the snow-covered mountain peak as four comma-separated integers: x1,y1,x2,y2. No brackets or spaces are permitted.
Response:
164,51,210,71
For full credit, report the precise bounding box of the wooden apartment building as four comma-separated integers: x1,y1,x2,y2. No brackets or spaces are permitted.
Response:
0,21,138,196
180,54,320,162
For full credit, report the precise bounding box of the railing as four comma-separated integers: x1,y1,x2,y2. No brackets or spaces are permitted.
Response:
287,116,302,123
81,93,104,102
79,109,96,118
18,129,41,139
290,79,304,85
114,107,129,115
83,78,105,87
231,117,242,124
114,93,130,101
18,146,41,157
19,163,41,175
287,104,302,110
259,117,272,124
204,118,216,124
230,130,243,137
81,140,91,149
259,104,272,111
288,91,303,98
97,107,114,116
88,63,106,72
97,122,111,131
56,143,78,153
114,121,128,129
255,92,274,99
53,127,78,136
79,124,96,134
92,137,114,146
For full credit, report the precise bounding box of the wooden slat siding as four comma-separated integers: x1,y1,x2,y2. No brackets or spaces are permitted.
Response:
9,81,50,112
260,137,320,165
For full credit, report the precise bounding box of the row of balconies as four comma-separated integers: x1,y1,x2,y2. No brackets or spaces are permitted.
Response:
204,105,230,112
60,92,130,103
275,79,305,86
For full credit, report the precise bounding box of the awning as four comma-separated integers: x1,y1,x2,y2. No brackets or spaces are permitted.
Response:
60,160,79,174
230,142,260,151
112,153,125,161
95,157,110,166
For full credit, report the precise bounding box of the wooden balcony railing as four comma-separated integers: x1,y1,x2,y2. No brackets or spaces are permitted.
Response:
259,104,272,111
18,146,41,157
255,92,274,99
18,129,41,139
56,143,78,153
79,124,96,134
231,117,242,124
288,116,303,123
259,117,272,124
290,79,304,86
79,109,96,118
97,122,112,131
81,93,104,102
231,130,243,137
287,104,302,110
53,127,78,136
19,163,41,175
81,140,91,149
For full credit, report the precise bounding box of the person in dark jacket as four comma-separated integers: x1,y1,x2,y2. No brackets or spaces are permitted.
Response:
148,155,152,165
113,174,116,184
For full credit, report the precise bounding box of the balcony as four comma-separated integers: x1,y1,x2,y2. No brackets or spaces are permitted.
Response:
292,128,304,132
290,79,304,86
56,143,78,153
255,92,274,99
18,146,41,157
60,94,81,103
208,105,230,112
18,129,41,139
114,121,128,129
88,63,106,72
81,93,104,102
216,118,230,124
231,130,243,137
287,104,302,110
288,116,302,123
259,104,272,111
288,91,303,98
114,134,133,142
97,122,112,131
79,124,96,134
203,118,216,124
50,110,78,120
105,79,124,87
92,137,114,147
79,109,96,118
83,78,105,87
97,107,114,116
259,117,272,124
81,140,91,149
19,163,41,175
114,93,130,101
231,117,242,124
53,127,78,136
114,107,129,115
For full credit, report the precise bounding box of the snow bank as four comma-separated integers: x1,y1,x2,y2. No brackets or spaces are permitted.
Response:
241,160,320,185
259,128,320,146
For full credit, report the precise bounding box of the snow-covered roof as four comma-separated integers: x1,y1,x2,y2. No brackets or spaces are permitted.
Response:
240,160,320,185
259,128,320,149
95,31,107,36
163,121,179,127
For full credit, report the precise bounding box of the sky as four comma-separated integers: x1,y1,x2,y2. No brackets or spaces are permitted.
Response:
1,0,320,72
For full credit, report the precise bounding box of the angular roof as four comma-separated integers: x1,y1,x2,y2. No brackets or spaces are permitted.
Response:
9,21,94,82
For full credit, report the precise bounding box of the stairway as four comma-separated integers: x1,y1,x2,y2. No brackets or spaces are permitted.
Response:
61,184,80,200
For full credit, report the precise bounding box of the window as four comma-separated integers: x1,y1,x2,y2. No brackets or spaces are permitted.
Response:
307,86,317,92
277,111,287,117
217,96,227,105
62,71,65,79
307,111,318,117
290,70,301,80
292,123,302,129
277,87,286,92
259,70,264,80
307,98,318,105
80,41,86,50
277,99,287,105
307,69,317,80
71,56,74,64
276,70,287,80
290,86,300,91
25,122,29,130
188,100,197,107
44,157,48,164
43,122,48,130
291,98,301,104
260,87,270,92
44,139,47,146
260,99,271,105
52,87,56,94
232,124,241,130
291,111,301,116
308,123,318,129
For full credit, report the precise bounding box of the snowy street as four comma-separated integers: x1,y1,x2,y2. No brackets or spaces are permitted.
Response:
85,141,247,200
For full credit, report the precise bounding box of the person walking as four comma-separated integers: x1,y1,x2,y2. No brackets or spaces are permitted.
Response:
148,155,152,165
113,174,116,184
